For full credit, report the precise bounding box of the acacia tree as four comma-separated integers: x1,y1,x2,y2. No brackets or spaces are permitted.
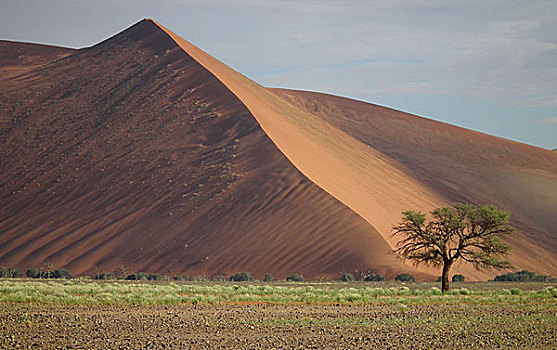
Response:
392,203,514,292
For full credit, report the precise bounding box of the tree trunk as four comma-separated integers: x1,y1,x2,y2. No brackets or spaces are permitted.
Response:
441,261,452,292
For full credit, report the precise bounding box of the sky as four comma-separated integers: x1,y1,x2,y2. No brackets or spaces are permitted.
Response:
1,0,556,149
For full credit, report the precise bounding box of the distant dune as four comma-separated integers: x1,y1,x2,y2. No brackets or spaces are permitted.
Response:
1,19,555,280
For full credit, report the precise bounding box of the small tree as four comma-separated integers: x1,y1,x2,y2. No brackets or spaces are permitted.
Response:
39,261,54,279
286,274,305,282
395,273,415,282
229,271,254,282
115,264,129,279
95,272,114,280
263,274,275,282
393,203,513,292
26,268,40,278
125,272,148,280
452,274,465,282
363,273,385,281
340,273,356,282
51,269,73,279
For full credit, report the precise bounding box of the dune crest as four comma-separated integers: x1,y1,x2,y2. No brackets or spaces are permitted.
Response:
153,21,446,239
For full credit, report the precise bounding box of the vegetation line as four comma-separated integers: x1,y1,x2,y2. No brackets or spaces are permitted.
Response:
0,280,555,306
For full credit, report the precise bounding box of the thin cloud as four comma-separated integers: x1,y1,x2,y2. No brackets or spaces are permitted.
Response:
535,117,557,124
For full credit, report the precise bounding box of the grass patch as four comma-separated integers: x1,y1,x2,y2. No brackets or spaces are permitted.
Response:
0,280,555,306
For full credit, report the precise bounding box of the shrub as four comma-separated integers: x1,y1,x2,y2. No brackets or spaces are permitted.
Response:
494,270,549,282
286,274,305,282
458,288,470,295
395,273,415,282
39,269,67,279
0,267,24,278
263,274,275,282
147,274,163,281
229,271,254,282
51,269,73,279
26,268,40,278
9,268,24,278
126,272,148,280
364,273,385,281
532,275,549,282
452,274,465,282
211,275,226,281
95,272,114,280
544,286,557,297
39,271,52,279
340,273,356,282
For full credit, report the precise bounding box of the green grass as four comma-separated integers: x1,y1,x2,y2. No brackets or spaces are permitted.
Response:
0,280,555,305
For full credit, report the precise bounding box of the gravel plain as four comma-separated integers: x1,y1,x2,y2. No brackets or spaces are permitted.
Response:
1,300,556,349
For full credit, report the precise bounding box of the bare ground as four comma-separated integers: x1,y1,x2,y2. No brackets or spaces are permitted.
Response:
1,302,555,349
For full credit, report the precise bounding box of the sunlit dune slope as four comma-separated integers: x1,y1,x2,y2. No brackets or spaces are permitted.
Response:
272,89,557,276
0,20,416,279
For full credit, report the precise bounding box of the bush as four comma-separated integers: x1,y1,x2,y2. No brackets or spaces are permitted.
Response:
147,274,163,281
94,272,114,280
26,268,40,278
494,270,549,282
0,267,24,278
51,269,73,279
395,273,415,282
39,271,52,279
340,273,355,282
363,273,385,281
211,275,226,281
263,274,275,282
229,271,254,282
10,268,24,278
452,274,465,282
286,274,305,282
126,272,148,280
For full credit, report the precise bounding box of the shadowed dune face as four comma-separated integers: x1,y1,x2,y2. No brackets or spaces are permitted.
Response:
0,40,75,79
1,19,555,280
0,20,415,279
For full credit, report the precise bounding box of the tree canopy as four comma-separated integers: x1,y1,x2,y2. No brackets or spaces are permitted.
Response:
392,203,514,291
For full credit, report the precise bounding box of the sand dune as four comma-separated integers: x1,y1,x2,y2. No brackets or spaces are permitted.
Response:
0,40,75,79
1,19,555,279
0,20,414,279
